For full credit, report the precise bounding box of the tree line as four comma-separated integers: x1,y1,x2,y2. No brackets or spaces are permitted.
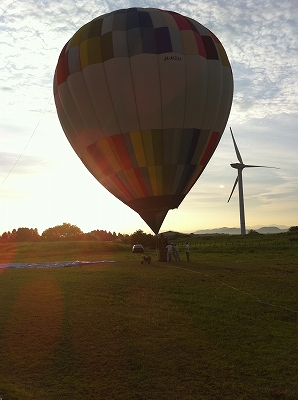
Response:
0,223,157,247
1,223,296,246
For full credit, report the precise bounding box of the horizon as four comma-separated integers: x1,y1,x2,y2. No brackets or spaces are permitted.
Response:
0,222,291,237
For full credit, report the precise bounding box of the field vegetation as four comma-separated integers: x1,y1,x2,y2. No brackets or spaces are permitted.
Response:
0,232,297,399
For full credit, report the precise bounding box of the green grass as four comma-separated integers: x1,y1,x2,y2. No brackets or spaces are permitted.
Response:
0,238,297,399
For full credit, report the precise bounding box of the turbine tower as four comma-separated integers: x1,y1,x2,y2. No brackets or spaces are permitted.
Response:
228,128,278,235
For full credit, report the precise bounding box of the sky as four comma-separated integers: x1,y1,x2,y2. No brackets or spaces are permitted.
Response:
0,0,297,236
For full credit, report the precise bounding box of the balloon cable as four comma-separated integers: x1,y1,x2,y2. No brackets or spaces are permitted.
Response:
168,264,298,314
1,96,52,188
164,208,178,233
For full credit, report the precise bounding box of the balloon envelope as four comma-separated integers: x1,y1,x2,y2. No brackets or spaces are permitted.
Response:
54,8,233,233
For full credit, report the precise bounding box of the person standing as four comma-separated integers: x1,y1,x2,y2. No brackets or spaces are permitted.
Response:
172,244,177,261
185,242,190,262
166,243,173,262
174,244,180,261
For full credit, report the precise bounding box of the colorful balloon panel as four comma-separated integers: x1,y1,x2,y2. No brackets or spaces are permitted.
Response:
54,8,233,233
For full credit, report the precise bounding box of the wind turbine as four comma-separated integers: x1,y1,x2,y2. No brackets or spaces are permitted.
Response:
227,127,278,235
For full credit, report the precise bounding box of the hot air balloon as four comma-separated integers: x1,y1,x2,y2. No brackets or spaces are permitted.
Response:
53,8,233,234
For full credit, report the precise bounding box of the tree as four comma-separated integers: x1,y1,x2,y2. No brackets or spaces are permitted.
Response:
117,233,131,244
83,233,98,241
0,232,10,242
15,228,40,242
288,226,298,233
247,229,259,235
41,223,84,241
130,230,155,248
89,230,113,241
0,228,40,242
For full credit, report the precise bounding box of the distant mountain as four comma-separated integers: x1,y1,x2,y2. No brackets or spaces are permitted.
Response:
256,226,288,234
193,227,241,235
161,230,184,237
193,226,289,235
250,224,289,230
160,226,289,236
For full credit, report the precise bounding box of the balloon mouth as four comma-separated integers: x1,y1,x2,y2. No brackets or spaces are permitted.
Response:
127,195,185,234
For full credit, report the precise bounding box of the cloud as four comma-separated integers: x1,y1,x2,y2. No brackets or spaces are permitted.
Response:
183,1,298,122
1,0,297,123
0,152,52,178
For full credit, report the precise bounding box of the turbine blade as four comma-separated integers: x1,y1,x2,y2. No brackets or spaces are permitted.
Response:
227,177,238,203
244,165,280,169
230,127,244,164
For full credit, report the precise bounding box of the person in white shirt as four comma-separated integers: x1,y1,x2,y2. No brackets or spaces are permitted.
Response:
185,242,190,262
174,244,180,261
166,244,173,262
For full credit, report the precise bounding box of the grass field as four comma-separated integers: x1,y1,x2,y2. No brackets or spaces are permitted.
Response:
0,236,297,399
